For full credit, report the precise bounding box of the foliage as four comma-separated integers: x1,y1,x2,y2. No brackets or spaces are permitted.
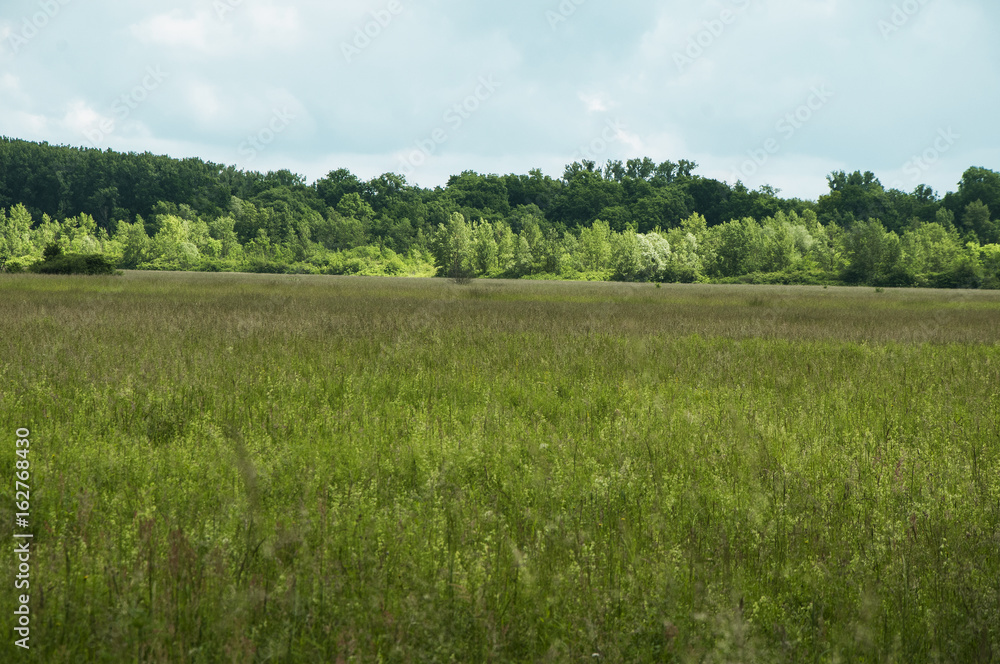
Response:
29,251,119,275
2,138,1000,288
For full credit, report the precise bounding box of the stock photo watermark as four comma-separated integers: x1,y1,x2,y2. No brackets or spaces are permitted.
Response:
878,0,933,38
730,85,834,182
887,127,959,189
397,75,501,176
214,0,245,21
13,427,33,650
571,119,629,163
341,0,404,63
238,107,297,162
83,66,169,147
546,0,588,31
673,0,751,73
3,0,72,56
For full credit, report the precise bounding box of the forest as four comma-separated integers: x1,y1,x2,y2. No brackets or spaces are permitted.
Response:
1,136,999,287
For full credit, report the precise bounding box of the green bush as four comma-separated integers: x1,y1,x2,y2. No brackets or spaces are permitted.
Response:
30,252,120,275
1,256,39,273
722,268,837,286
244,259,291,274
927,260,984,289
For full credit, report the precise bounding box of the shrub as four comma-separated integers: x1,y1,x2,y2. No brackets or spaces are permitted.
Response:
1,256,39,273
244,260,290,274
30,252,120,275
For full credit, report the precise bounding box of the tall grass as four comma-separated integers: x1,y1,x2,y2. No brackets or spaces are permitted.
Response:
1,272,998,662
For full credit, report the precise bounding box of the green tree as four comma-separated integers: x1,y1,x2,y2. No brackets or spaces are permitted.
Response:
512,235,534,277
818,171,890,226
979,244,1000,289
842,219,905,285
495,220,516,275
444,172,511,216
610,228,641,281
950,167,1000,217
315,168,364,209
900,221,962,282
150,214,201,269
431,212,474,280
577,219,613,273
960,200,996,243
113,218,151,269
709,217,766,277
0,204,33,258
470,219,499,275
207,215,243,260
636,232,671,281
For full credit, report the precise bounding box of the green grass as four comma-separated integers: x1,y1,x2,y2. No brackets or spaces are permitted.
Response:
2,272,999,662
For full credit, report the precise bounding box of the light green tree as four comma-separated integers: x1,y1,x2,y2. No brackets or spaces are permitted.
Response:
611,228,641,280
113,218,151,268
578,219,612,272
0,204,33,258
900,221,961,279
151,214,201,269
470,219,499,275
637,231,671,281
431,212,474,280
841,219,903,284
207,215,243,260
495,220,516,275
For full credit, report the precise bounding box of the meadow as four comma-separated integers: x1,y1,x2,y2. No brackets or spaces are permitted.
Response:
1,272,998,663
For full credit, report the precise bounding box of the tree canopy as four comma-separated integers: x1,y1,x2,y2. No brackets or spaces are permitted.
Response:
1,136,998,288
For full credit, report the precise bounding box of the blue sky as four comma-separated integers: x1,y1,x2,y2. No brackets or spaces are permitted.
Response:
1,0,997,200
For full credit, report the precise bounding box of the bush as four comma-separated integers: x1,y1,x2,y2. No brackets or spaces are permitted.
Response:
30,252,120,275
727,268,838,286
42,243,63,260
1,256,39,273
927,260,984,289
244,260,290,274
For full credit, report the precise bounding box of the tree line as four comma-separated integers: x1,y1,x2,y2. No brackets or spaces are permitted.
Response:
1,136,998,287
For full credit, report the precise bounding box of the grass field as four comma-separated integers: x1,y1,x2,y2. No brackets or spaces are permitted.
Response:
2,272,999,663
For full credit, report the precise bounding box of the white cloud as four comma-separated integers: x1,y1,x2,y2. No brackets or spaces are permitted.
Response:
61,99,106,134
0,73,24,101
130,11,216,52
184,81,225,126
578,92,609,113
247,5,301,41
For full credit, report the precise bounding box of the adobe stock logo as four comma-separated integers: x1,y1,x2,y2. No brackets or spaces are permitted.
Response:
879,0,932,39
238,108,297,162
571,119,628,163
214,0,245,21
3,0,73,56
83,66,169,147
397,76,501,176
731,85,834,182
901,128,959,183
341,1,404,63
674,0,751,73
546,0,588,31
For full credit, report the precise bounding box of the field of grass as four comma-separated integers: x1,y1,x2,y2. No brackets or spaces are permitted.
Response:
2,272,999,663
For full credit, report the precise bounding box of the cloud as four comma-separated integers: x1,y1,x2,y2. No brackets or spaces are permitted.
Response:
247,4,300,41
129,11,217,52
0,0,995,200
61,99,106,135
578,92,610,114
183,81,226,126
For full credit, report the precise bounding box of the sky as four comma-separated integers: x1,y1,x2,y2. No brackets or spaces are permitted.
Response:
0,0,997,201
